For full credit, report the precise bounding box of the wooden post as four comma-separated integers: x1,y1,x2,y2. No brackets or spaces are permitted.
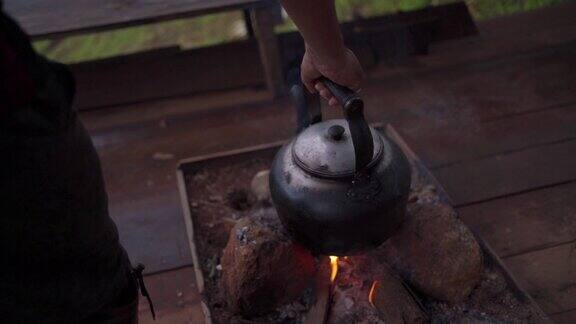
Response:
243,9,255,38
250,4,285,97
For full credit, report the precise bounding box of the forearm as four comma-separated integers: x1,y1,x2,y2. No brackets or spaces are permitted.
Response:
281,0,346,63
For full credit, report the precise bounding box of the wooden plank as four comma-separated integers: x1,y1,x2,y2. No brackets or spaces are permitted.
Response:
402,104,576,168
386,42,576,124
176,168,211,324
71,3,476,110
362,42,576,157
108,188,191,274
3,0,272,39
338,2,477,61
72,38,576,112
504,243,576,314
369,2,576,81
72,41,264,110
479,2,576,41
80,87,271,131
433,139,576,206
92,97,294,203
250,4,285,97
458,181,576,258
85,96,296,272
352,1,477,42
139,267,205,324
550,308,576,324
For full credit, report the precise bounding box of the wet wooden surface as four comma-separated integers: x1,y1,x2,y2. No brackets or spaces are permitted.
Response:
458,181,576,258
137,266,205,323
505,244,576,314
71,41,265,110
75,3,576,323
433,140,576,206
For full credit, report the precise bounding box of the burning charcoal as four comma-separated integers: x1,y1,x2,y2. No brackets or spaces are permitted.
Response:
380,201,483,303
250,170,271,203
368,266,428,324
227,189,253,211
221,208,317,316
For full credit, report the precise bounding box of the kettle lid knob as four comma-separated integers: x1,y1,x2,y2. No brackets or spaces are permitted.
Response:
292,120,384,179
327,125,345,141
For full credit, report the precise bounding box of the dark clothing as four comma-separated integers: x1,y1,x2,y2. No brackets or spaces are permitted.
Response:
0,2,37,113
0,5,136,323
81,277,139,324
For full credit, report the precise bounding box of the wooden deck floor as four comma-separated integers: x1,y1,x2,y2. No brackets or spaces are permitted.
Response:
79,3,576,323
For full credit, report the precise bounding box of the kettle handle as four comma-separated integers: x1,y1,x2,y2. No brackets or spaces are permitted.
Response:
320,77,374,172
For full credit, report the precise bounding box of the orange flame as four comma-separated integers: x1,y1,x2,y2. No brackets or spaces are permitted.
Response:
368,281,378,306
329,256,339,282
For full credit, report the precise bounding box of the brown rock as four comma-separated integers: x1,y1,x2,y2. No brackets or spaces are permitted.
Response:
221,208,317,316
380,201,483,302
370,266,428,324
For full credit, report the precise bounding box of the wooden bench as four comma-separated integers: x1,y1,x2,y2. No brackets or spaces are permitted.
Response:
3,0,285,96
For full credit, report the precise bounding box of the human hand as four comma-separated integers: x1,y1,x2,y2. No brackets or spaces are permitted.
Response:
301,46,364,107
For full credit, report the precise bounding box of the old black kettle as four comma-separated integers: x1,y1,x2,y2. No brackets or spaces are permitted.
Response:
269,78,411,256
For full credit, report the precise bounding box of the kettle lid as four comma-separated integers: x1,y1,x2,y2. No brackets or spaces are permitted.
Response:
292,120,383,178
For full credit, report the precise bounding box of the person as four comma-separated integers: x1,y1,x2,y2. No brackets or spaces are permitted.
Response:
281,0,365,105
0,3,144,323
0,0,363,322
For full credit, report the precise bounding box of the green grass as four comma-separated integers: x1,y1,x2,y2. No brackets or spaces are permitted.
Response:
33,11,247,64
33,0,568,64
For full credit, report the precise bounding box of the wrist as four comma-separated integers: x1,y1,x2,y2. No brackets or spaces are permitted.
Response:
306,43,348,68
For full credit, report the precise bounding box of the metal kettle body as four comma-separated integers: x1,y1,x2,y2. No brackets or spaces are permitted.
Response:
269,79,411,256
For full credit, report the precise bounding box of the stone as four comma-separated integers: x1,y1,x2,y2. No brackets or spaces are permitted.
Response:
380,201,483,303
370,266,428,324
250,170,271,203
221,208,317,316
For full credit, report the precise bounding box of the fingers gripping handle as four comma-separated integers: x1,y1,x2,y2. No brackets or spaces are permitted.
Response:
320,78,374,172
321,77,363,113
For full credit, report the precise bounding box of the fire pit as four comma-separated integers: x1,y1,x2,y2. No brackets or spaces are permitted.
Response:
176,126,549,324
